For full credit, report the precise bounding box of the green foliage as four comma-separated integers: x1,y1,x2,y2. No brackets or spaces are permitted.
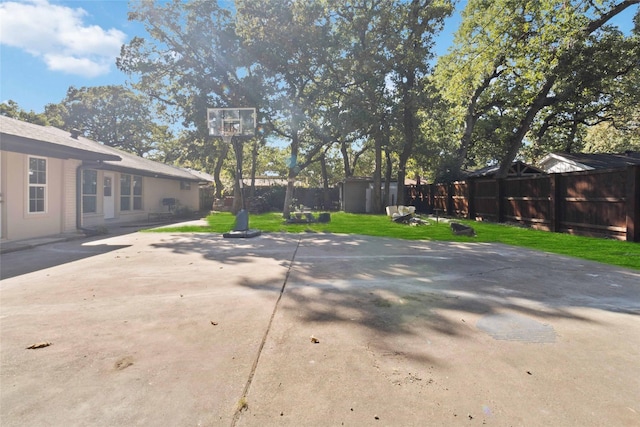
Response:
1,100,51,126
583,122,640,153
434,0,640,176
59,85,167,157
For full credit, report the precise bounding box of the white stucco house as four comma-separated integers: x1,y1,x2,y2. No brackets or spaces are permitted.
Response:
0,116,210,241
539,151,640,173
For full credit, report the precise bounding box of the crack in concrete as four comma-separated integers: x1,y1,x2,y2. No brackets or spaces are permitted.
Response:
231,237,302,426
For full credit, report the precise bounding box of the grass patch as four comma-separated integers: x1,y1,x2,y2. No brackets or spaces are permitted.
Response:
147,211,640,270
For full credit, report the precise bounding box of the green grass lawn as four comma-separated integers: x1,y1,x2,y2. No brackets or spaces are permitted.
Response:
148,211,640,270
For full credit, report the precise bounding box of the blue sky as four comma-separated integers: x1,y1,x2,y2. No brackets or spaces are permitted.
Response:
0,0,637,114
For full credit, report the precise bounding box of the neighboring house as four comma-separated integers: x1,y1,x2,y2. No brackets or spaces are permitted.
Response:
539,151,640,173
0,116,209,241
465,160,545,178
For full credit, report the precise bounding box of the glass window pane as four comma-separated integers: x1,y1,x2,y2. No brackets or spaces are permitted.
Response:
121,197,130,211
121,175,131,195
83,170,97,195
29,186,45,212
29,158,46,184
133,197,142,210
83,196,97,213
133,176,143,195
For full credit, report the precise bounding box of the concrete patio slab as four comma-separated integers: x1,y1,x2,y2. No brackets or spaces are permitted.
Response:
1,230,639,426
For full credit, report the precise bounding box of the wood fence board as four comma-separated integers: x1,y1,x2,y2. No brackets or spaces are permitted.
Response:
403,166,640,241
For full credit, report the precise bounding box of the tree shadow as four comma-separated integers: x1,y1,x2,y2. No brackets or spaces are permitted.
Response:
149,232,640,366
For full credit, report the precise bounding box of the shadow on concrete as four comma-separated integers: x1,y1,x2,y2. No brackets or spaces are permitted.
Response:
0,242,130,280
148,232,640,364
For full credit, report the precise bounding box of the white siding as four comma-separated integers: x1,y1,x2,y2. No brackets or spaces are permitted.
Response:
63,159,81,232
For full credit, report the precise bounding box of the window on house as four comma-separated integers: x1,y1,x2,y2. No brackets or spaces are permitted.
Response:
82,169,98,213
28,157,46,213
120,174,143,211
180,181,191,190
120,174,131,211
133,175,143,210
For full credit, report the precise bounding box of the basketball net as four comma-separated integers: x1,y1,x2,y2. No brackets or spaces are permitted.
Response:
221,129,237,145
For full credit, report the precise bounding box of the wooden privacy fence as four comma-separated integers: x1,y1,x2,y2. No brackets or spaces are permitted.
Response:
405,165,640,242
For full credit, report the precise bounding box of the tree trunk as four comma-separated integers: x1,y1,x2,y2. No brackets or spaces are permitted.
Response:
372,129,382,213
384,150,392,206
496,1,636,178
249,139,259,199
282,130,300,218
340,139,352,177
498,75,557,178
320,152,331,210
213,143,230,199
232,137,245,214
453,62,503,177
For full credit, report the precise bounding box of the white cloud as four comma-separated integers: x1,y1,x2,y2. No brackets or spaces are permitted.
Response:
44,53,111,78
0,0,126,78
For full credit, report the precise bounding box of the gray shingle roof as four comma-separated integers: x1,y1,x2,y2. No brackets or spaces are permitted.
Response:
1,116,206,181
99,146,202,181
1,115,121,161
466,160,545,178
547,152,640,170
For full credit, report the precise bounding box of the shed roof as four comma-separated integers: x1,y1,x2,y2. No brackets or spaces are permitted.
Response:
539,152,640,170
466,160,545,178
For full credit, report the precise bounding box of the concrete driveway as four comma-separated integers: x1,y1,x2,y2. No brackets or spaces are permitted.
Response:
1,225,639,426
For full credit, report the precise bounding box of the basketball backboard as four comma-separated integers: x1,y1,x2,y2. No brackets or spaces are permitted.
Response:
207,108,256,138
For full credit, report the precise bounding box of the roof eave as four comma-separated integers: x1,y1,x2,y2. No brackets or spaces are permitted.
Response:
1,133,121,161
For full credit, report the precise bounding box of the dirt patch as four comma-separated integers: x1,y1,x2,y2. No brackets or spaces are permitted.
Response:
114,356,134,371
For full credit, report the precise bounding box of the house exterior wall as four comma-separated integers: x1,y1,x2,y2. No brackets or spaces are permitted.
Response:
63,159,81,232
0,150,201,241
81,170,200,228
1,151,72,240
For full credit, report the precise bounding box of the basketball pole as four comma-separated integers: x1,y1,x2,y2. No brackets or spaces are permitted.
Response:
231,135,246,212
208,107,260,238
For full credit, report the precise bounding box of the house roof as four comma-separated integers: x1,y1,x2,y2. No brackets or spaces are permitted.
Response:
539,152,640,170
466,160,545,178
1,116,205,182
96,146,202,182
183,168,216,183
1,115,121,161
341,176,420,185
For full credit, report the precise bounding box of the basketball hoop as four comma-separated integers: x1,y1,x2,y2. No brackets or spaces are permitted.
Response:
221,129,237,145
206,107,261,238
207,107,256,143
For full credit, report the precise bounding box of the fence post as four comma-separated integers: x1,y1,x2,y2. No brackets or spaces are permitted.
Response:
549,174,561,232
447,182,454,216
467,179,476,220
496,178,505,223
427,184,434,213
626,165,640,242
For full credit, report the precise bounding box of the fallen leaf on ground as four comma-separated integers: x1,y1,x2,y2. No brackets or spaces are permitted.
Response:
26,342,51,349
310,336,320,344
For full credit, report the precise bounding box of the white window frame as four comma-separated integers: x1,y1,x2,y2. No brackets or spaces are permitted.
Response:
120,173,143,211
82,169,98,214
28,156,47,214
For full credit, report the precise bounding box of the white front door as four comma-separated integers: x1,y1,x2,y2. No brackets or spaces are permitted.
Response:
103,173,115,219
